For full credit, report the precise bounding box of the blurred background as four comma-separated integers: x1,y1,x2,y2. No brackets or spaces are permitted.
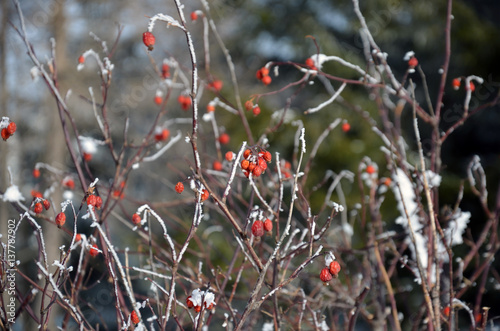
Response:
1,0,500,329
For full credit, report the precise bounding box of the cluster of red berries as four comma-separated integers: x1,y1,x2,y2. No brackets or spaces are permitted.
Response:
1,121,16,141
244,100,261,116
33,198,51,215
240,148,272,178
256,67,272,85
87,194,103,209
251,218,273,237
319,260,341,284
186,289,215,313
178,94,192,110
142,31,155,51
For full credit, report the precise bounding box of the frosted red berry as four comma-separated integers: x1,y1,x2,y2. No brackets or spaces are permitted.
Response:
63,177,75,190
132,213,141,225
87,194,97,207
89,244,99,257
178,95,192,110
219,133,230,145
7,122,16,135
263,151,272,162
78,55,85,64
408,56,418,68
263,218,272,232
252,106,261,116
83,152,92,162
75,233,82,242
154,95,163,105
252,220,264,237
55,212,66,227
190,11,198,21
209,80,223,92
241,159,250,170
34,202,43,214
155,128,170,142
245,100,253,111
201,189,209,202
225,151,234,161
366,165,376,174
258,158,267,171
469,81,475,92
33,169,40,178
142,31,156,51
95,196,103,209
252,165,262,177
243,149,251,159
452,78,461,90
329,261,341,277
320,268,333,283
43,199,50,210
206,103,216,112
161,63,170,79
175,182,184,194
186,296,194,308
131,310,140,325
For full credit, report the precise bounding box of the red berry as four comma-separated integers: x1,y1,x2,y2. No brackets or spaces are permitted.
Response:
175,182,184,194
408,56,418,68
252,165,262,177
342,122,351,132
161,63,170,79
83,152,92,161
209,80,223,92
186,296,194,308
131,310,140,325
442,306,451,317
154,95,163,105
213,160,223,171
452,78,461,90
383,178,392,186
263,151,272,162
366,165,376,174
55,212,66,226
263,218,272,232
261,75,272,86
258,157,267,171
178,95,192,110
248,162,256,172
142,31,156,51
75,233,82,242
78,55,85,64
43,199,50,210
305,58,315,67
201,189,209,202
132,213,141,225
329,261,341,277
243,149,251,159
469,81,475,92
87,194,97,206
31,190,43,198
256,67,269,80
89,244,99,257
320,268,333,283
194,305,201,313
206,103,216,112
241,159,250,170
219,133,230,145
34,202,43,214
95,196,103,209
190,11,198,21
33,169,40,178
225,151,234,161
205,302,214,310
245,100,253,111
252,220,264,237
63,177,75,190
7,122,16,135
1,128,10,141
252,106,261,116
